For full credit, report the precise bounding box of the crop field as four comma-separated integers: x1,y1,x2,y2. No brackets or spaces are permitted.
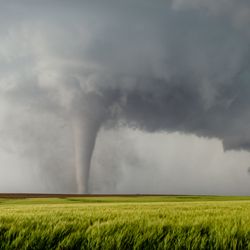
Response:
0,195,250,249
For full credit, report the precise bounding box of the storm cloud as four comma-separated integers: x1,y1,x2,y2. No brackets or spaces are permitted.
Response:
0,0,250,193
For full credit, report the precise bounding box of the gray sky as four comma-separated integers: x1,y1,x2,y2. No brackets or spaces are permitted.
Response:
0,0,250,194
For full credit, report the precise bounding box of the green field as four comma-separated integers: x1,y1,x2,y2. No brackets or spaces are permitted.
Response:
1,195,250,249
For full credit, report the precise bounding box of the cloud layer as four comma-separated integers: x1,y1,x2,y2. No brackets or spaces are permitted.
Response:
0,0,250,192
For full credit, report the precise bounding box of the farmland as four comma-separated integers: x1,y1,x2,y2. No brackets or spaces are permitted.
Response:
0,195,250,249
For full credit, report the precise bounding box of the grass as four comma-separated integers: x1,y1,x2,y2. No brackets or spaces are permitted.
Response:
0,196,250,249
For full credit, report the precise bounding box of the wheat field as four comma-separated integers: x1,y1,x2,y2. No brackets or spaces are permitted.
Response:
0,196,250,249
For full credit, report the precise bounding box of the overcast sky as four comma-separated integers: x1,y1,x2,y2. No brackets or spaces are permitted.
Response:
0,0,250,194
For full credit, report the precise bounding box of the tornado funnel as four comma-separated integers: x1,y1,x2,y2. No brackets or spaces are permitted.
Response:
71,93,106,194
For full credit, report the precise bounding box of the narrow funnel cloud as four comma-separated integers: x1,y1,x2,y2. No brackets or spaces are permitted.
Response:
72,115,100,193
71,92,106,193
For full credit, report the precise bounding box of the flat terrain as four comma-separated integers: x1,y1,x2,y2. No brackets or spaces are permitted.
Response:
0,195,250,249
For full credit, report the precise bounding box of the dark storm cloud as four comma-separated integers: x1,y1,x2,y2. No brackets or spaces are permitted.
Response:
1,0,250,192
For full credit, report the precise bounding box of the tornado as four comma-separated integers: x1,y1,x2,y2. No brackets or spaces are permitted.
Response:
71,93,106,194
